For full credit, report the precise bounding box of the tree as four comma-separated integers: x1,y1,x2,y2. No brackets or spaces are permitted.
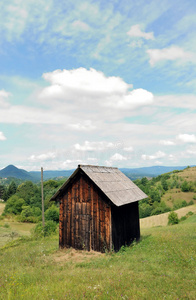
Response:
4,195,25,215
181,181,190,192
168,211,179,225
16,181,40,205
0,184,5,199
45,204,59,222
7,181,17,199
161,178,168,191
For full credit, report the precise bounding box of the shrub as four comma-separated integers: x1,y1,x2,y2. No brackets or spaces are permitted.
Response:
181,181,190,192
180,216,187,222
32,220,57,238
179,211,194,222
173,199,188,210
4,195,25,215
168,211,179,225
3,223,10,228
186,211,194,217
151,205,171,216
45,204,59,222
139,203,153,218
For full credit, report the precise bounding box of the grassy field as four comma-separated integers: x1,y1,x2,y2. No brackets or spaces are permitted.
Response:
140,204,196,228
0,214,195,299
0,203,35,247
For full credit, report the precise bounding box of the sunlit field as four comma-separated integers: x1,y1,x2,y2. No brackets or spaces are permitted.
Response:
0,214,195,299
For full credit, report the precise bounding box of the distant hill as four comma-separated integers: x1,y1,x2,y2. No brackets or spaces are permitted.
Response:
0,164,194,181
29,170,74,180
0,165,35,181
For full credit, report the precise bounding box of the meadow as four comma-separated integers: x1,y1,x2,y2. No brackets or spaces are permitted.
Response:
0,211,195,299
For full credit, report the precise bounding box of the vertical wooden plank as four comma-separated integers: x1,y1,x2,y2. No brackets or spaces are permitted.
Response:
79,175,83,203
64,193,68,247
90,183,94,251
99,196,104,252
59,198,64,248
109,206,112,251
102,199,107,252
67,187,71,247
71,181,75,248
94,188,99,252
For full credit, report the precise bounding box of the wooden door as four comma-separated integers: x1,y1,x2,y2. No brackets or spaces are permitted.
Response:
75,202,91,250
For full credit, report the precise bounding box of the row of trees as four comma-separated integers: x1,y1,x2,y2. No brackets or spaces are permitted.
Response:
1,179,66,223
1,171,195,222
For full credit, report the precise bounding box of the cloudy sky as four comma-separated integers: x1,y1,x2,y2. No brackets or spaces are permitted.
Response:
0,0,196,171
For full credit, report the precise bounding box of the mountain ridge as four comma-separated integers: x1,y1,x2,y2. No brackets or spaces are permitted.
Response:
0,164,194,181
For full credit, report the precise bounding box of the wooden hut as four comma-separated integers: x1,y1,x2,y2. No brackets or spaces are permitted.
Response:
51,165,147,252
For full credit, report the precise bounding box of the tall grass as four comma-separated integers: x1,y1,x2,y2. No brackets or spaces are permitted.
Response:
0,216,195,299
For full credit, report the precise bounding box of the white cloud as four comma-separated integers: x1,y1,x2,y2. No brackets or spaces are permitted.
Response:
0,69,154,126
141,151,166,160
0,90,11,108
103,88,153,109
73,141,116,152
29,152,56,162
0,132,6,141
129,40,143,48
154,160,163,165
155,94,196,110
159,140,175,146
168,154,175,160
123,146,134,152
110,153,127,161
39,68,153,112
147,46,193,66
72,20,90,31
41,68,130,96
176,134,196,143
68,120,96,131
187,149,196,155
127,24,154,40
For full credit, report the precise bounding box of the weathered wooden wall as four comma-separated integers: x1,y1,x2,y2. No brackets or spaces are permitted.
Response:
59,172,111,252
111,201,140,251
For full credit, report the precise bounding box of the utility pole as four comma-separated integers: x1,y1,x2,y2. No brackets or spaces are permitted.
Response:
41,167,45,227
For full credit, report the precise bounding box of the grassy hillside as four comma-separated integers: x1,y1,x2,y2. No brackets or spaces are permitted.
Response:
162,167,196,207
0,215,195,299
135,166,196,219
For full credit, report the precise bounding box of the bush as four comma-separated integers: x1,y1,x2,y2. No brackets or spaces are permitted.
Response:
168,211,179,225
173,199,188,210
139,203,153,218
179,211,194,222
32,220,57,238
151,205,171,216
4,195,25,215
16,215,39,223
45,205,59,222
181,181,190,192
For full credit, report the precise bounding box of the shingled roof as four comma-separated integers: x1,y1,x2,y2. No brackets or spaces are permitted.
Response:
51,165,147,206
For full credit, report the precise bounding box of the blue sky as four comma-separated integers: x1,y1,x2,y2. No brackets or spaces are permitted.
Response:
0,0,196,171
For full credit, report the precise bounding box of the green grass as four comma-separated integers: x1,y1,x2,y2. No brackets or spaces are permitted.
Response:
0,219,35,247
0,218,195,300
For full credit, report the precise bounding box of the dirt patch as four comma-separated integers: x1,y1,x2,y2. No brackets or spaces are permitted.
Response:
0,203,5,215
51,248,104,264
140,204,196,228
